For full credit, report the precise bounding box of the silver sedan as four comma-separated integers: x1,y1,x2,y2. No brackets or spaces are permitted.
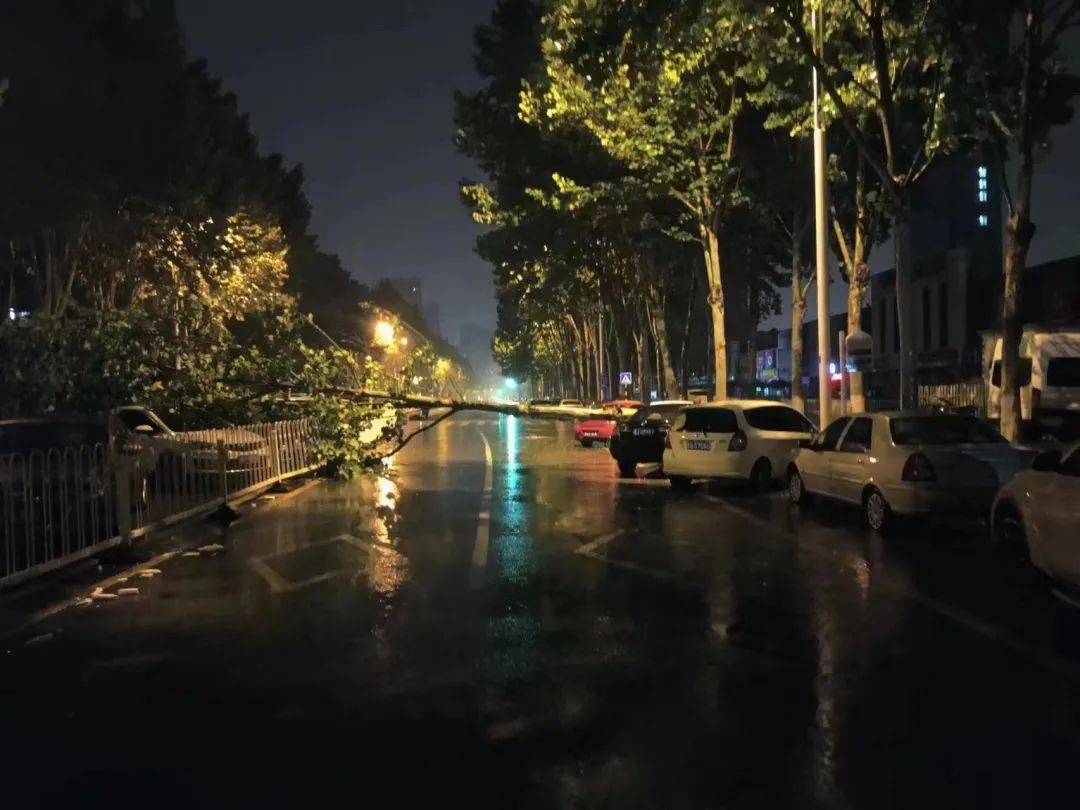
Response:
786,412,1036,533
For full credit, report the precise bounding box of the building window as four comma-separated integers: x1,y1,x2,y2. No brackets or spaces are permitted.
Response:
922,287,932,348
978,165,988,179
939,282,949,348
978,178,988,191
978,214,989,227
978,190,988,203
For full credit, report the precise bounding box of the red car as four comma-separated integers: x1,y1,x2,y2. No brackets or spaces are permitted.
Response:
574,400,643,447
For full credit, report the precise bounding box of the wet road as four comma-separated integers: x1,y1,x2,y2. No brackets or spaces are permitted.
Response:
5,414,1080,808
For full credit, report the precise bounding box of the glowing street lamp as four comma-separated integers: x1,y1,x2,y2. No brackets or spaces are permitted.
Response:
373,319,395,347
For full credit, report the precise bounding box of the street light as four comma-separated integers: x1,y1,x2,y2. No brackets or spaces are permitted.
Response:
374,319,395,347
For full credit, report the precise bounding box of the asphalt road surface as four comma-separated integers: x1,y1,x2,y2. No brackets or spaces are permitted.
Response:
4,414,1080,809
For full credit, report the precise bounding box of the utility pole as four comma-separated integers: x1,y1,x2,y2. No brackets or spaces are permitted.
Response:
812,1,831,430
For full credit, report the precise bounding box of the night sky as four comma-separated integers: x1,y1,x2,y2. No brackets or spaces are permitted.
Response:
177,0,496,346
177,1,1080,340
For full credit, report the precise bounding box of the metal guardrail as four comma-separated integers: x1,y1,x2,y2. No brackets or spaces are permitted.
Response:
0,419,316,589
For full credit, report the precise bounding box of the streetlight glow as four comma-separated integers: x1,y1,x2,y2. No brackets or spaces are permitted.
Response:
374,320,395,347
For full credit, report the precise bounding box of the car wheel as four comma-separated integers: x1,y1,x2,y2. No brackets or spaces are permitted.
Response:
788,468,809,506
992,505,1029,560
581,440,593,448
669,475,693,491
750,458,772,493
864,488,892,534
617,460,636,479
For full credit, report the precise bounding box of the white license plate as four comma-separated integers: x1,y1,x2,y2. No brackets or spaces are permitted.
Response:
584,432,598,437
632,428,655,436
686,440,712,451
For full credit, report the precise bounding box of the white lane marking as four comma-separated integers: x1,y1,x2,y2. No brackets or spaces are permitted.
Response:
470,427,495,588
577,551,678,581
575,529,625,556
701,493,1080,678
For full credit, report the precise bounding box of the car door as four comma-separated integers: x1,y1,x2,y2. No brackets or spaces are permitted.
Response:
830,417,873,504
800,417,851,496
1036,446,1080,581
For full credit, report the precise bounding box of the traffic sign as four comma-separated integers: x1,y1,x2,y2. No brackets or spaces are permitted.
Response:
619,371,633,386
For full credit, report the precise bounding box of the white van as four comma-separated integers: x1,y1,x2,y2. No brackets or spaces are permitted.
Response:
987,329,1080,425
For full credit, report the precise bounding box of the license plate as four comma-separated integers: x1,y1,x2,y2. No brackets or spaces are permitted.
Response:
686,440,712,451
632,428,655,436
584,432,598,437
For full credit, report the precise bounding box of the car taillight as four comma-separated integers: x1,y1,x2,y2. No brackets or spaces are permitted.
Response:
902,453,936,482
728,430,747,452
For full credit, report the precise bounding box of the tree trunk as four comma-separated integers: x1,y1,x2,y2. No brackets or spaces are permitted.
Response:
791,289,807,414
894,209,916,409
790,215,809,413
630,330,639,403
1001,7,1040,444
847,268,868,413
679,269,696,398
644,286,678,399
594,316,603,402
704,228,728,400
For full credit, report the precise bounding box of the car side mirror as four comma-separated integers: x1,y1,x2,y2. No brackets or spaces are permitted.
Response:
1032,450,1062,472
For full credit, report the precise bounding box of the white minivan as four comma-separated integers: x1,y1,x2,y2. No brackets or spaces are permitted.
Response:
987,330,1080,433
662,401,816,491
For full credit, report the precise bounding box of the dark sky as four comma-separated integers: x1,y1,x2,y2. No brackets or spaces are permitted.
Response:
177,1,1079,340
177,0,496,345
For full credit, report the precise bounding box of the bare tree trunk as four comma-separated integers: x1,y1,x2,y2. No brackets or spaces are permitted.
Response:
645,288,678,399
679,269,696,398
894,208,916,409
847,272,868,412
704,228,728,399
634,330,646,403
791,288,808,413
1000,6,1041,444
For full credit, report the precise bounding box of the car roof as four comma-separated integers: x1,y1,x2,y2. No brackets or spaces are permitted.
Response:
681,399,794,410
646,400,692,406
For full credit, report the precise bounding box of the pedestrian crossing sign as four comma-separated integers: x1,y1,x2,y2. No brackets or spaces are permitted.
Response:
619,371,633,386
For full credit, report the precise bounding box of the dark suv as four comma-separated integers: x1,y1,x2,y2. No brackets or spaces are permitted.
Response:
609,401,691,478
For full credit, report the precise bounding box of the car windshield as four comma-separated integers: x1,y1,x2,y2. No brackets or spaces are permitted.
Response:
889,415,1007,445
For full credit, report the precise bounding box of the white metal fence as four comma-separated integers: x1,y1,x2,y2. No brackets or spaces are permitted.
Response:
0,419,316,589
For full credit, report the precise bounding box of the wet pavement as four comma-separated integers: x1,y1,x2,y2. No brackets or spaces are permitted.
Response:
4,413,1080,808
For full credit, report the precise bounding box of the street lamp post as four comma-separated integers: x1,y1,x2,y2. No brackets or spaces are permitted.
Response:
812,1,831,431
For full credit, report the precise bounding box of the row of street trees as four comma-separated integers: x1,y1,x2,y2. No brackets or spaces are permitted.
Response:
0,1,465,473
456,0,1079,439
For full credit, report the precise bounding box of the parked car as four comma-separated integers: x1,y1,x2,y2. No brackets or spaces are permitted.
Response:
574,400,643,447
787,412,1036,533
991,443,1080,584
114,405,270,473
663,401,816,491
609,400,692,477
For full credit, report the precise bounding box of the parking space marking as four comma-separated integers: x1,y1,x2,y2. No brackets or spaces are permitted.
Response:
701,494,1080,678
575,529,624,556
470,427,495,589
